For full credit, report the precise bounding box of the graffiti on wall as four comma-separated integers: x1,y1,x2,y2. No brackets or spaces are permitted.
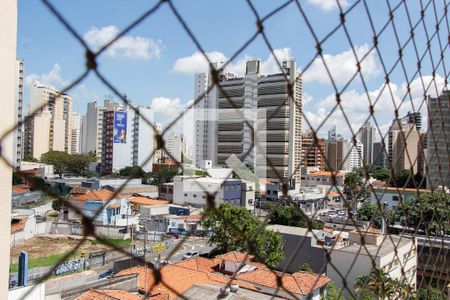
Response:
54,258,84,276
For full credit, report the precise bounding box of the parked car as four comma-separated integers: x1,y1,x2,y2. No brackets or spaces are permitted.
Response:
166,232,180,239
98,269,114,279
182,251,200,260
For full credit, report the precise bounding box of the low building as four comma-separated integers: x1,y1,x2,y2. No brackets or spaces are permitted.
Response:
127,196,168,213
301,171,345,190
66,189,131,225
260,179,279,201
370,187,430,209
327,231,417,298
10,209,46,246
12,185,41,207
168,214,204,233
116,251,330,299
158,182,174,201
173,176,251,208
285,189,329,215
19,161,54,178
152,157,180,173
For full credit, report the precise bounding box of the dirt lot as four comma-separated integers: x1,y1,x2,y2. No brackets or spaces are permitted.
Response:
10,235,117,264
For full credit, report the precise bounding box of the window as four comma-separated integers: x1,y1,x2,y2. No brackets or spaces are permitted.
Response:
392,195,399,201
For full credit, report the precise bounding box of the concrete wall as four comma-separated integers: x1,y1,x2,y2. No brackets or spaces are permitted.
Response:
9,283,46,300
45,270,98,296
0,1,17,296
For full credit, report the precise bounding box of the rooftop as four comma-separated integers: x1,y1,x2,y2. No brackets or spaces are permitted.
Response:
179,284,285,300
267,224,316,237
72,189,125,202
128,197,169,206
77,289,144,300
372,187,430,193
307,171,345,177
334,234,413,257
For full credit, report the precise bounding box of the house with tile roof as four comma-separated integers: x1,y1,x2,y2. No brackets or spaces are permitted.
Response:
66,189,132,225
76,289,144,300
115,251,330,300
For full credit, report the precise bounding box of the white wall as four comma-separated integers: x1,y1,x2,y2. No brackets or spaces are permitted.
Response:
173,176,224,207
135,106,154,172
0,0,17,296
52,117,66,151
8,283,46,300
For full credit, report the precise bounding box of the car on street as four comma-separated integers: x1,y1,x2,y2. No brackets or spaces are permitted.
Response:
98,269,114,279
182,251,199,260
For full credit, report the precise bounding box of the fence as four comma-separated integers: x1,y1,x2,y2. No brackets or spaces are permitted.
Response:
2,0,450,299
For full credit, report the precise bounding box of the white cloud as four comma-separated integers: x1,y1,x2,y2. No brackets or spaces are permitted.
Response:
25,63,68,89
303,44,380,85
303,74,447,139
84,25,162,60
172,51,228,74
172,48,294,75
151,97,185,118
306,0,349,12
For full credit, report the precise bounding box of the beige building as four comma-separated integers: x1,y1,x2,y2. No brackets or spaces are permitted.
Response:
388,122,422,174
24,81,73,158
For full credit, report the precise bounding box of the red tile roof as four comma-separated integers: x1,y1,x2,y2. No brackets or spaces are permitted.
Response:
213,251,254,263
11,223,25,234
76,289,143,300
172,257,216,272
307,171,345,177
74,189,125,202
128,197,169,206
107,204,121,209
12,185,30,194
236,269,330,296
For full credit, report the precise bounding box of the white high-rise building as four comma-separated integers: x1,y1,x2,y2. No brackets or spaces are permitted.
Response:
13,59,24,168
80,114,87,154
101,104,154,174
343,139,364,171
194,60,303,186
84,98,121,158
71,112,82,154
24,81,73,158
358,122,375,166
154,123,163,163
165,132,185,163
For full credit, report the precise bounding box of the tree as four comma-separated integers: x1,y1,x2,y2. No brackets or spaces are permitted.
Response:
12,172,24,185
415,286,446,300
354,269,411,299
371,166,390,181
194,169,209,177
401,192,450,235
52,199,62,211
40,151,70,178
325,282,344,300
118,166,146,178
202,203,284,268
86,151,98,162
270,204,324,229
344,170,364,207
299,262,314,273
66,154,91,176
356,202,398,229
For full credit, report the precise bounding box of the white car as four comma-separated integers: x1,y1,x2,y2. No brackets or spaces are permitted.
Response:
182,251,199,260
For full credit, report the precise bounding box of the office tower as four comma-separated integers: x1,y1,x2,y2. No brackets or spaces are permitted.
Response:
342,139,364,171
101,105,154,175
84,98,121,158
427,91,450,189
388,118,421,174
194,60,303,186
79,114,87,154
326,138,345,171
301,129,326,170
372,141,387,168
328,126,337,142
71,112,81,154
358,122,375,166
402,111,422,131
25,81,73,157
13,59,24,168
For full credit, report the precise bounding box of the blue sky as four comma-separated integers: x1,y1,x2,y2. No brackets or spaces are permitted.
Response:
18,0,448,141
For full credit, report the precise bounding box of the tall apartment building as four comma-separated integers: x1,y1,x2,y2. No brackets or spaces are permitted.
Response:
13,59,24,168
71,112,82,154
342,139,364,171
194,60,302,186
80,114,87,154
301,129,326,170
165,132,185,162
358,122,375,166
153,123,163,163
372,141,387,168
427,91,450,189
24,81,73,159
101,105,154,174
328,126,337,142
326,138,345,171
388,118,422,174
84,98,121,157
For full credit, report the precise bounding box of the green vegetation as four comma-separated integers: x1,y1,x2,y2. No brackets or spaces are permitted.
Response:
325,282,344,300
10,252,78,272
370,166,390,181
202,203,284,268
40,151,96,178
415,286,447,300
299,262,314,273
354,269,411,299
388,169,426,188
118,166,146,178
269,204,324,229
92,237,132,248
12,172,24,185
356,202,398,229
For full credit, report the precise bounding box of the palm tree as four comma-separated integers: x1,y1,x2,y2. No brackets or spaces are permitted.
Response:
354,268,409,299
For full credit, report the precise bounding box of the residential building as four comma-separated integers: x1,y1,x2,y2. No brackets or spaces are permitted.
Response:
84,98,121,157
13,59,24,169
10,209,46,247
116,251,330,299
301,129,326,170
372,141,387,168
172,176,254,209
24,81,73,158
71,112,81,154
101,105,154,174
388,120,422,174
427,91,450,189
79,114,87,154
358,122,375,166
153,122,163,163
327,231,417,298
342,139,363,171
194,60,303,187
301,170,345,190
325,138,345,171
370,187,430,209
23,110,51,159
65,189,131,225
402,111,422,130
165,132,185,162
127,196,168,213
328,126,336,142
